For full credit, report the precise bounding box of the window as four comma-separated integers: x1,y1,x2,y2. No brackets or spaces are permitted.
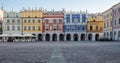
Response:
32,26,35,30
7,26,10,31
107,22,109,27
114,20,116,25
66,14,70,23
24,26,26,31
7,19,10,23
32,19,35,23
107,14,109,18
38,20,41,23
90,26,92,31
38,26,41,31
24,19,26,23
16,14,18,18
28,26,31,31
104,23,106,28
53,26,56,30
45,19,48,24
118,8,120,12
67,28,69,31
12,26,15,30
119,18,120,24
59,19,62,24
12,19,15,23
96,26,98,30
17,26,20,31
53,19,57,24
28,16,30,18
59,26,62,30
35,16,37,18
18,19,20,23
46,26,48,30
28,19,31,23
82,27,85,30
110,21,112,27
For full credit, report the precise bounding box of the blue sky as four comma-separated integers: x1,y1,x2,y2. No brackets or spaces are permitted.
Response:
0,0,120,13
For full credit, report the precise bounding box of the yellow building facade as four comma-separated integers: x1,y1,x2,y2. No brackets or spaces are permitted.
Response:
87,14,104,33
22,8,44,41
87,14,104,41
22,9,43,33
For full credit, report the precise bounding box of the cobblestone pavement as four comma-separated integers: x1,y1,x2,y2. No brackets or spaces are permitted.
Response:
0,41,120,63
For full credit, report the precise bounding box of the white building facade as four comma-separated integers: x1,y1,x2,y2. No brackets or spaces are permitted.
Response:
3,11,22,35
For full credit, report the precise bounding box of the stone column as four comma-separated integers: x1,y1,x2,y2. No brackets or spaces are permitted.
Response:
50,34,52,41
78,34,80,41
36,34,38,41
71,34,73,41
57,34,59,42
43,34,45,41
92,33,95,41
64,34,66,41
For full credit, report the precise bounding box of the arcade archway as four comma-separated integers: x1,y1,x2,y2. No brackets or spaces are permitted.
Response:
73,34,78,41
52,34,57,41
88,34,92,41
59,34,64,41
46,34,50,41
66,34,71,41
81,34,85,41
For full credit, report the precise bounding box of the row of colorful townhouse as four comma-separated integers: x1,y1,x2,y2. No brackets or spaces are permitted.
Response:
0,8,104,42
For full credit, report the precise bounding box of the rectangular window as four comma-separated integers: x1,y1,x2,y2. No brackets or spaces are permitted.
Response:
119,18,120,24
38,26,41,31
53,19,57,24
7,26,9,31
107,22,109,27
53,26,56,30
82,27,85,30
46,26,48,30
104,23,106,28
114,20,116,25
28,19,31,23
45,19,48,24
28,26,31,31
17,26,20,31
18,19,20,23
24,19,26,23
59,26,62,30
12,26,15,30
24,26,26,31
110,21,112,27
32,19,35,23
12,19,15,23
96,26,98,30
90,26,92,31
59,19,62,24
38,19,41,23
7,19,10,23
32,26,35,31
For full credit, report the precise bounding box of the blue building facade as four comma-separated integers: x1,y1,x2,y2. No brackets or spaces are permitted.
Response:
64,11,87,41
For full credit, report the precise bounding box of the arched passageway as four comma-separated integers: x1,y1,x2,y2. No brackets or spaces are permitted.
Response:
73,34,78,41
52,34,57,41
46,34,50,41
59,34,64,41
88,34,92,41
38,34,42,41
81,34,85,41
66,34,71,41
95,34,99,41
